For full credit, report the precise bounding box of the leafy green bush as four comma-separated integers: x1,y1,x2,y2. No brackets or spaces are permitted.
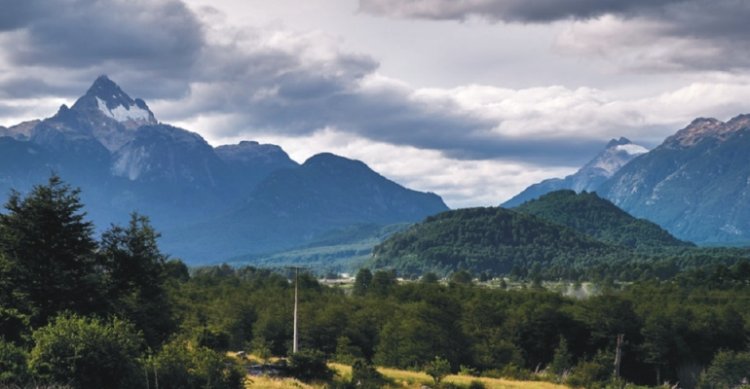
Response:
483,363,531,381
566,352,613,389
350,358,387,389
28,314,143,389
699,350,750,389
425,356,451,385
288,349,333,381
149,339,244,389
335,336,364,364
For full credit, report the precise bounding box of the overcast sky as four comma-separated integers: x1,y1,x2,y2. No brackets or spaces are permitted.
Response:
2,0,750,207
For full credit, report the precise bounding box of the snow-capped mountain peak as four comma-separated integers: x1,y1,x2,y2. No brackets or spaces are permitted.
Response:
584,138,648,177
72,75,157,129
502,137,648,207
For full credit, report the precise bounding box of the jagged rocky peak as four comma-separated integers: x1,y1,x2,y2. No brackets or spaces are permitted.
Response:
581,137,648,177
72,75,157,129
724,113,750,132
666,117,727,147
604,137,648,154
215,140,297,167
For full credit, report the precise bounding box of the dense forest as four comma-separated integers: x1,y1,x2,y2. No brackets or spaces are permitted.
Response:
513,191,693,249
372,196,750,280
1,178,750,389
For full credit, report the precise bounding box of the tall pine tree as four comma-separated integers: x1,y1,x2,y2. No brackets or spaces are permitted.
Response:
0,175,102,326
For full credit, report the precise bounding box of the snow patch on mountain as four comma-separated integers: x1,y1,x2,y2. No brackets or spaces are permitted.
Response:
615,143,648,155
96,97,152,124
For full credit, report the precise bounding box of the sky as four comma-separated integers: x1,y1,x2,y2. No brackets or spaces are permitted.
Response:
3,0,750,208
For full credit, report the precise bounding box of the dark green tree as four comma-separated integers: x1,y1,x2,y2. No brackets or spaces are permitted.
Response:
370,270,396,296
549,337,573,376
421,272,439,283
100,213,173,346
353,268,373,296
450,269,473,284
0,175,102,326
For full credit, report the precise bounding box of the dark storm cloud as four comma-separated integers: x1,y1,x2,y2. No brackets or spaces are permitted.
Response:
0,1,45,31
0,0,204,98
0,0,608,165
357,0,689,22
0,76,71,99
359,0,750,71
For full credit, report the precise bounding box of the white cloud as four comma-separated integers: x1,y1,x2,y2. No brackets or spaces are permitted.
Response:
207,127,576,208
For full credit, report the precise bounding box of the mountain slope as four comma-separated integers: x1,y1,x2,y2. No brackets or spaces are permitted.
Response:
598,115,750,244
503,137,647,207
514,190,693,249
161,153,449,262
371,207,620,277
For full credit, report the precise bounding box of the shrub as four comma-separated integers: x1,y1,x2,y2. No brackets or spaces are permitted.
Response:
425,356,451,385
484,363,531,381
699,350,750,389
351,358,387,389
566,352,613,389
288,349,333,381
150,339,244,389
28,314,142,389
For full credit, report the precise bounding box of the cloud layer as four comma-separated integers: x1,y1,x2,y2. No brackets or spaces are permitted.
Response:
360,0,750,72
4,0,750,206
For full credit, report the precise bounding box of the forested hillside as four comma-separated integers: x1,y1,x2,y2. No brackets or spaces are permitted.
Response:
371,204,750,280
371,207,621,278
513,190,693,249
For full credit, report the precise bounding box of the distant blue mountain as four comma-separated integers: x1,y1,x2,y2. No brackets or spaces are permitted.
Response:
504,115,750,245
502,137,648,207
598,116,750,244
0,76,448,264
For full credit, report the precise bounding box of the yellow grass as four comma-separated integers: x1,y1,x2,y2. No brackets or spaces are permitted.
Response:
244,375,319,389
234,354,570,389
330,362,569,389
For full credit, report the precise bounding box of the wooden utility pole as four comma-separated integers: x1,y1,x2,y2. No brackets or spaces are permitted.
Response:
613,334,624,378
293,267,299,354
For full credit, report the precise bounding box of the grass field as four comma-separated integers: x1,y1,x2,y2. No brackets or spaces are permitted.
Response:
234,354,570,389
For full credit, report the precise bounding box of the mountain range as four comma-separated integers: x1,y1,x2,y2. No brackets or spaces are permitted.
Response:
504,116,750,245
0,76,448,264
